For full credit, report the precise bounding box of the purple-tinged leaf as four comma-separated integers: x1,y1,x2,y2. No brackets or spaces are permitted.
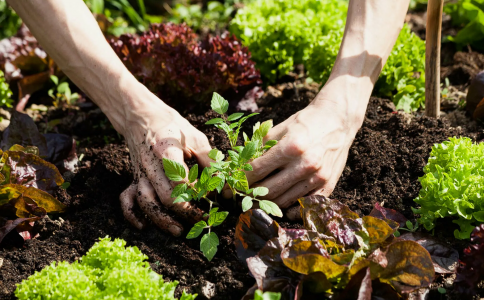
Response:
0,216,40,244
299,196,362,249
399,232,459,274
333,267,372,300
235,209,280,265
369,202,408,228
454,224,484,295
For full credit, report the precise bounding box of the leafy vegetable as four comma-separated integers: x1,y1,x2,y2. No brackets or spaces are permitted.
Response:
0,0,22,39
444,0,484,51
48,75,80,106
15,237,197,300
163,93,279,261
235,196,435,299
413,137,484,239
231,0,426,111
110,23,261,109
454,224,484,295
0,70,12,107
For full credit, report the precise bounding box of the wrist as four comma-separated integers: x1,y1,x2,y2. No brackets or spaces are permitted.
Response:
310,74,372,133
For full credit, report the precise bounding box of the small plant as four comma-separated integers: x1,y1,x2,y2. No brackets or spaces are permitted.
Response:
15,237,197,300
163,92,280,261
253,290,281,300
48,75,80,106
413,137,484,239
394,219,419,237
0,70,13,107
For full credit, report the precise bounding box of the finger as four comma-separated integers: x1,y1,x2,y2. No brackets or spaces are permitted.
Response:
141,154,205,222
286,206,302,221
272,179,323,209
252,164,309,200
137,177,184,237
120,183,146,230
246,142,290,184
263,116,293,143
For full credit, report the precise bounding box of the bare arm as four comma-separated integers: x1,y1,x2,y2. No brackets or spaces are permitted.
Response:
8,0,213,236
246,0,411,218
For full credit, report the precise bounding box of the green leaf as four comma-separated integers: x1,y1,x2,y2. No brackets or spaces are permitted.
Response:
227,113,244,121
171,183,187,198
205,118,224,125
208,149,224,162
200,167,211,186
173,193,191,203
188,164,198,183
259,200,283,217
242,164,253,171
258,120,273,138
233,171,249,192
208,211,229,227
57,82,70,94
216,174,225,193
162,158,186,182
253,187,269,198
228,150,239,163
243,132,249,143
206,176,223,191
200,232,219,261
60,182,70,190
239,141,257,164
242,196,253,212
50,75,59,85
406,220,414,231
211,92,229,115
265,140,278,148
186,221,207,239
233,146,244,153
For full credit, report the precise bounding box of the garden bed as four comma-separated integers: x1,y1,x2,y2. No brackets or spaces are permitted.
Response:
1,71,484,299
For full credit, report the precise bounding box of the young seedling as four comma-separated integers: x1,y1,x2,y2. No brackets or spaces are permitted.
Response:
163,92,281,261
48,75,79,107
394,220,419,237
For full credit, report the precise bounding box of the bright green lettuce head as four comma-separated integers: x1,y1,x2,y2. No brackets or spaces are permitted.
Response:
413,137,484,239
15,237,197,300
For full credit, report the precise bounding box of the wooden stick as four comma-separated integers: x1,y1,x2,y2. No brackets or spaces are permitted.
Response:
425,0,444,118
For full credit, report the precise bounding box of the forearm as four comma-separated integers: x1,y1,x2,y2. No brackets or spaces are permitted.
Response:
7,0,162,135
315,0,410,128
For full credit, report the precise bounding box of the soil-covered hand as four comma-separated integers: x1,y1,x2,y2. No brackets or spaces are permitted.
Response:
119,96,213,237
244,98,363,220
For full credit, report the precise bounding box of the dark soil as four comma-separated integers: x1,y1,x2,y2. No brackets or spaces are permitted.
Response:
3,18,484,300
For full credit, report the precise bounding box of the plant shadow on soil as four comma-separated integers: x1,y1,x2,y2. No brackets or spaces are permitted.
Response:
2,53,484,300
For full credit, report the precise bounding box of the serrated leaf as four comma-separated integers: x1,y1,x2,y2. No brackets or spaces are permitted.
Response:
173,193,191,203
209,211,229,227
215,122,231,135
234,146,244,153
208,149,224,162
187,221,207,239
253,187,269,198
259,200,283,217
188,164,198,183
206,176,223,191
243,164,253,171
216,174,225,193
205,118,224,125
228,150,239,163
227,112,244,121
233,171,249,192
162,158,186,182
242,196,253,212
171,183,187,198
200,167,211,186
240,141,257,164
200,232,219,261
211,92,229,114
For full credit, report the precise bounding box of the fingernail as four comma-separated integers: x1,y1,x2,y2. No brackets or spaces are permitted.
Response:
169,225,183,237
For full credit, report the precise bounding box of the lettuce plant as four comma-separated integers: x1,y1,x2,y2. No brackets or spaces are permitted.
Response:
0,70,13,107
444,0,484,51
231,0,426,112
163,92,280,261
235,196,435,299
110,23,261,108
413,137,484,239
15,237,197,300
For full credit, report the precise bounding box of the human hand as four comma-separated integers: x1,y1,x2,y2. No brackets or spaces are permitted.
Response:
118,93,213,237
238,93,366,220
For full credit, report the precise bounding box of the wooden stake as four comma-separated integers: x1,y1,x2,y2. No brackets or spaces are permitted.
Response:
425,0,444,118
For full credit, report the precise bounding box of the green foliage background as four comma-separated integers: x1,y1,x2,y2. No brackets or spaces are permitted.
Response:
413,137,484,240
230,0,426,111
15,237,197,300
444,0,484,51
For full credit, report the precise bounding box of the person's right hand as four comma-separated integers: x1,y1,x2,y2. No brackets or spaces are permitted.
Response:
118,92,213,237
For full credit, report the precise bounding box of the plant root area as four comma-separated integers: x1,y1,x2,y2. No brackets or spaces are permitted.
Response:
2,62,484,300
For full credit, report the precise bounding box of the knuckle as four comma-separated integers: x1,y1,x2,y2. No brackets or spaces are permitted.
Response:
301,156,321,173
286,138,307,157
312,171,329,185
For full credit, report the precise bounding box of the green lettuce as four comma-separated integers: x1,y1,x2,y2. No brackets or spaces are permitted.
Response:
15,237,197,300
444,0,484,51
413,137,484,239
